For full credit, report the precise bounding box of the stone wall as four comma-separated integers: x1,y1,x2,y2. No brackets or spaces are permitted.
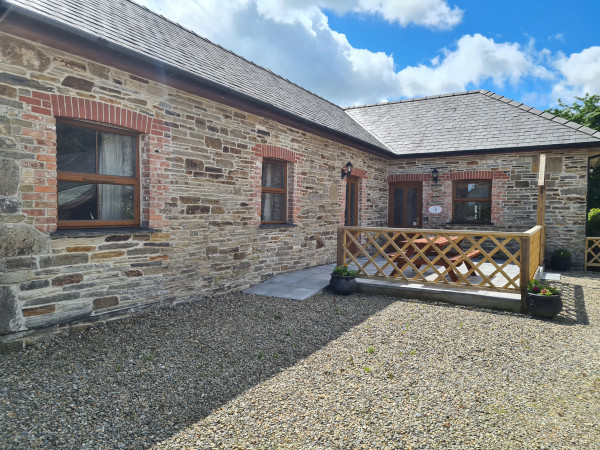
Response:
0,32,389,343
388,150,591,267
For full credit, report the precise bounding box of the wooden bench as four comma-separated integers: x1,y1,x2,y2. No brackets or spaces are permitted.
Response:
447,250,482,281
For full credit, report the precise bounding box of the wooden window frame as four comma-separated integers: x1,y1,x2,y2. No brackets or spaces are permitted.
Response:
261,159,287,224
388,181,422,228
452,179,492,223
56,118,140,229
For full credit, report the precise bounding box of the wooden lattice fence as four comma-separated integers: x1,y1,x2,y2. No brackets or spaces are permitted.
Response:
585,238,600,270
337,225,543,312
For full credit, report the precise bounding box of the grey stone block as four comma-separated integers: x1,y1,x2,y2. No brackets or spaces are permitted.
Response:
39,253,89,268
0,224,49,257
0,286,21,333
0,196,21,213
0,159,20,196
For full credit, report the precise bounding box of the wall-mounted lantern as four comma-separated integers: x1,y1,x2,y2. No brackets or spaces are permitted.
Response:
431,168,439,183
341,161,353,179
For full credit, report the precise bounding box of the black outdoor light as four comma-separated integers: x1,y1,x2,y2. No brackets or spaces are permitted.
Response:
431,168,439,183
341,161,354,179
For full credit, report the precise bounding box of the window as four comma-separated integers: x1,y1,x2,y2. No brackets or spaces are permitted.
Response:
261,159,287,223
453,180,491,222
56,119,139,228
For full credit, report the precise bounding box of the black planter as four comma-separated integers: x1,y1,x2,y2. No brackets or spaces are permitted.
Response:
526,293,563,319
550,255,572,271
330,275,357,295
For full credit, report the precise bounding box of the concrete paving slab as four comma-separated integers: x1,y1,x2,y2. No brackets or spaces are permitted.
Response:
243,264,334,300
542,272,562,281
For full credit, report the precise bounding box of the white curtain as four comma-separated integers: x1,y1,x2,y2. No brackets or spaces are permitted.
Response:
262,164,273,221
98,132,135,220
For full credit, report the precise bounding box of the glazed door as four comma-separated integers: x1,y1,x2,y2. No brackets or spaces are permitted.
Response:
345,176,359,227
345,176,359,254
389,182,422,228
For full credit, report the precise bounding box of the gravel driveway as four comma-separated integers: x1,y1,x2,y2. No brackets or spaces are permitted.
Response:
1,272,599,449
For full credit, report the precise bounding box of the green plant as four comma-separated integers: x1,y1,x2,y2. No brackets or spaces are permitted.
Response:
140,354,155,361
588,208,600,236
258,351,264,359
331,264,358,277
366,346,375,354
553,248,571,259
528,279,560,296
363,366,372,373
285,327,291,336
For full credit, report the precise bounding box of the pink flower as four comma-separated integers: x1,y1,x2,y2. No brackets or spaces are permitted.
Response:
541,289,549,295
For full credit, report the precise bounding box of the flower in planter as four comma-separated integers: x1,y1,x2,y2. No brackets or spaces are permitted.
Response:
332,264,358,277
527,279,560,296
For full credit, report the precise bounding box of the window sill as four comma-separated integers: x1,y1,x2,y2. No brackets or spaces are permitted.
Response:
445,222,495,226
259,223,298,229
50,227,160,239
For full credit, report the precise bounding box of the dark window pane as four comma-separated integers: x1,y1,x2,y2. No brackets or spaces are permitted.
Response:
454,201,491,222
348,183,356,226
393,188,404,227
58,181,97,220
455,181,490,199
98,131,136,177
56,123,97,173
262,163,285,188
407,187,418,226
261,193,286,222
58,182,135,221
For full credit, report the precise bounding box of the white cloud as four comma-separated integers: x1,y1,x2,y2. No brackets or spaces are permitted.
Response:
394,34,553,99
552,47,600,101
361,0,463,29
134,0,559,107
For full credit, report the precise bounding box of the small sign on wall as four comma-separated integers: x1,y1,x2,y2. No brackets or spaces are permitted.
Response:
428,205,442,214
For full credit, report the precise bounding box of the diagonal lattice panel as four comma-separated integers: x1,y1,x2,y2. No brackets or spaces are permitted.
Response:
338,226,541,294
586,238,600,269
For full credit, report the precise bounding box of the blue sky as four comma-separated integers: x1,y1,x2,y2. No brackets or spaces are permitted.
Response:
137,0,600,110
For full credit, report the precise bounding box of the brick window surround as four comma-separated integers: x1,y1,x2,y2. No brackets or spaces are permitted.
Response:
252,144,301,225
389,170,509,226
18,92,171,232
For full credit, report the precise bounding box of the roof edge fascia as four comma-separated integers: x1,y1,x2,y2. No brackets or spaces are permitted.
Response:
389,141,600,160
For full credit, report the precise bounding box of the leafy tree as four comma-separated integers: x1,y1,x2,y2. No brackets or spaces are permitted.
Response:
546,94,600,236
545,93,600,131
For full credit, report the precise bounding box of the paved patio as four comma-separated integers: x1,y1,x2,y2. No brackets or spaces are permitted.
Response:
244,257,560,312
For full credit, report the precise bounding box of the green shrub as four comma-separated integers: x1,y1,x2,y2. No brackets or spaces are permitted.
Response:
588,208,600,237
553,248,571,259
331,264,358,277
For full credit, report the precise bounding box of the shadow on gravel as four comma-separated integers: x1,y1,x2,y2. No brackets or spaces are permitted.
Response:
553,284,589,326
0,292,397,448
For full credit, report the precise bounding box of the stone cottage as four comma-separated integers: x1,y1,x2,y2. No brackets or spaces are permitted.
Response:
1,0,599,346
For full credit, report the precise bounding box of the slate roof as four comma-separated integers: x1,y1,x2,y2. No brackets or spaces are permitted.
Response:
3,0,388,151
345,90,600,157
3,2,600,159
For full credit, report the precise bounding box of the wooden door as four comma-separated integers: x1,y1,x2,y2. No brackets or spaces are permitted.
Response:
345,176,359,254
345,176,359,227
389,182,422,228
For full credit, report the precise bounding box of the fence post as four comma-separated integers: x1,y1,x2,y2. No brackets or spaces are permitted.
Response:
585,237,588,271
337,227,344,266
520,234,531,314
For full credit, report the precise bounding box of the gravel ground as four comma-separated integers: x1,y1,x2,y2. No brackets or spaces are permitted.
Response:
1,271,599,449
